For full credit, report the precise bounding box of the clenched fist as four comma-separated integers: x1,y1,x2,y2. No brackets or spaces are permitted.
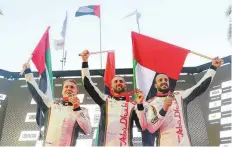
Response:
163,96,173,111
135,88,144,104
212,57,223,68
81,50,89,62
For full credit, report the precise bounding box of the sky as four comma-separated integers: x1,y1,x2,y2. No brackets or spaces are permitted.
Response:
0,0,231,72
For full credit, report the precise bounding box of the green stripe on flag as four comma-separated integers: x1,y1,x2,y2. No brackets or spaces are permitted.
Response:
133,58,137,100
45,49,54,97
94,128,99,146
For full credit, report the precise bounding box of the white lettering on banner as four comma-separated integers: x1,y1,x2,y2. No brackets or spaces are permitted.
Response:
25,113,36,122
209,100,221,109
221,138,232,142
20,84,27,88
212,85,221,89
19,131,40,141
0,94,6,100
208,112,221,121
220,143,232,147
221,104,232,112
125,81,132,84
210,89,222,97
211,108,220,112
177,80,186,83
210,121,219,124
211,96,220,100
220,130,232,138
221,92,232,100
55,84,62,87
222,80,232,88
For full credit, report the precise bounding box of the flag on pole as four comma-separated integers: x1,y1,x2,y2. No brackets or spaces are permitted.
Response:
94,51,115,146
53,39,64,50
104,51,115,95
30,27,54,131
75,4,102,69
123,9,141,20
75,5,100,18
132,31,190,100
53,11,67,50
32,27,54,99
61,11,68,38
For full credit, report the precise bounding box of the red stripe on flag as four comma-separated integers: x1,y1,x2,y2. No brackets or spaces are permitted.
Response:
94,5,100,18
104,52,115,87
32,27,50,75
132,32,190,80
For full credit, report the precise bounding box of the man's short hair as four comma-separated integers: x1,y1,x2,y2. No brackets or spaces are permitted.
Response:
154,73,168,84
111,76,126,83
63,79,78,87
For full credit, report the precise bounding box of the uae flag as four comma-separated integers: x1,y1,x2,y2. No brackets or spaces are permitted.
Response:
31,27,54,128
104,52,115,95
94,51,115,146
132,32,190,100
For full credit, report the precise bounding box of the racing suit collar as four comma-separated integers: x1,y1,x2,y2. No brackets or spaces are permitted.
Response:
110,89,135,102
156,91,172,97
62,101,73,106
62,97,73,106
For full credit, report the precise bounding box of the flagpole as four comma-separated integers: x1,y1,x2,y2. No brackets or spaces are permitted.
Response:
136,16,140,33
99,8,102,70
61,10,67,71
61,47,65,70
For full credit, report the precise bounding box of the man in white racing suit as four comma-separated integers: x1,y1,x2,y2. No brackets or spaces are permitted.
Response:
80,50,147,146
22,63,91,146
146,57,223,146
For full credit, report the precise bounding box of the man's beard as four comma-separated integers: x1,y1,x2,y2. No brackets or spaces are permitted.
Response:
157,87,170,93
113,87,126,94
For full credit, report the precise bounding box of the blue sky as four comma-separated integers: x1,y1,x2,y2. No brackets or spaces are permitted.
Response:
0,0,231,72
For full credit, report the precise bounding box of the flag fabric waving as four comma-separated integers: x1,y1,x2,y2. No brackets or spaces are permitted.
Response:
94,51,115,146
32,27,54,98
31,27,54,128
53,39,64,50
75,5,100,18
53,11,67,50
104,51,115,95
123,9,141,20
61,11,68,38
132,31,190,100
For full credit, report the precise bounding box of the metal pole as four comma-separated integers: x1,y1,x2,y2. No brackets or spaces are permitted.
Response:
61,47,65,70
136,17,140,33
99,16,102,69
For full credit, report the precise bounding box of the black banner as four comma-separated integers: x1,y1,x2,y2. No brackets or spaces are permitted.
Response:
0,64,231,146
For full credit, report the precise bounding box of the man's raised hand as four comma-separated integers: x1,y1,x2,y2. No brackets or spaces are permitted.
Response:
81,50,89,62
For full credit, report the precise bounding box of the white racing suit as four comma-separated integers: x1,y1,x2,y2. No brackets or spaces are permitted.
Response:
82,62,147,146
24,68,91,146
146,65,217,146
